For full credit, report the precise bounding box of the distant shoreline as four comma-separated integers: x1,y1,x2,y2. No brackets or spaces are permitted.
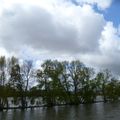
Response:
0,100,108,111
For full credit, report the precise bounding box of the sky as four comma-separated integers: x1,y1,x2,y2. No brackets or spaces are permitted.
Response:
0,0,120,75
103,0,120,27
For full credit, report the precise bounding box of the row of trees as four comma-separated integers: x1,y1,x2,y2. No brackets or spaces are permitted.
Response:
0,56,120,109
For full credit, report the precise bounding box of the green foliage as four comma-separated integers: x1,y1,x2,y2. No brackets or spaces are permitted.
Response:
0,56,120,108
105,79,120,101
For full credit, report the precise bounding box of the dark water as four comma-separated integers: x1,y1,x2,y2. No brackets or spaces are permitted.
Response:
0,102,120,120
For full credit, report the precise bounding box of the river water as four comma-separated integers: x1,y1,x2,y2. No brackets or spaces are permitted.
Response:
0,102,120,120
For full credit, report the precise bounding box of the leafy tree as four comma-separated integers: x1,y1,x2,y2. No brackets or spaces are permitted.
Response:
21,60,33,92
8,57,27,108
37,60,66,105
0,56,7,110
105,78,120,101
68,60,85,104
80,67,96,103
95,69,111,102
0,56,6,86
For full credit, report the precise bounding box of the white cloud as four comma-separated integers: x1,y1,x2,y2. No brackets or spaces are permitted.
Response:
1,0,120,75
0,47,9,57
76,0,113,10
0,0,105,53
80,22,120,74
99,22,120,54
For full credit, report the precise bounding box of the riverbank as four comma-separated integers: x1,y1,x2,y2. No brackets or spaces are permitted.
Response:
0,100,105,111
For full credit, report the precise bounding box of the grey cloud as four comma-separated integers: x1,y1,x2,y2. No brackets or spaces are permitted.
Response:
0,4,105,54
2,2,120,75
80,51,120,75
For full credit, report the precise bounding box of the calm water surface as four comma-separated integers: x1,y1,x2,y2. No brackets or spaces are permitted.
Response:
0,102,120,120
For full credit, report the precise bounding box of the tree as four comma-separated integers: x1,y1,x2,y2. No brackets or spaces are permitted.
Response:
60,61,73,104
21,60,33,92
105,78,120,101
68,60,85,104
8,57,26,108
73,66,96,103
0,56,7,110
95,69,111,102
36,60,54,106
37,60,67,105
0,56,6,86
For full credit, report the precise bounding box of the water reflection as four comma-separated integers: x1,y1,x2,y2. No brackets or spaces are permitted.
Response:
0,102,120,120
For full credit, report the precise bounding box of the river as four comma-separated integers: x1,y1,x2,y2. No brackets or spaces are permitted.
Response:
0,102,120,120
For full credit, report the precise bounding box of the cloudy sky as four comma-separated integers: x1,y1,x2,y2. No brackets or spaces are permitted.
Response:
0,0,120,74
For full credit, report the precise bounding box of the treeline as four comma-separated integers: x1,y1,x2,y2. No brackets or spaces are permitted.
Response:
0,56,120,110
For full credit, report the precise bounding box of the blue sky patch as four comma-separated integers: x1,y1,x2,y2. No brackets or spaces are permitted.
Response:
103,0,120,27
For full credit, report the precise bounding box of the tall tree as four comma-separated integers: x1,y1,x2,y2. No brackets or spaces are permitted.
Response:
96,69,111,102
21,60,33,92
80,67,95,103
68,60,85,104
60,61,73,104
0,56,6,110
9,57,26,108
0,56,6,86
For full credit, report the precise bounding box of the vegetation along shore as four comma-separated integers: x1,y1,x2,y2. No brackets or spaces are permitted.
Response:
0,56,120,111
